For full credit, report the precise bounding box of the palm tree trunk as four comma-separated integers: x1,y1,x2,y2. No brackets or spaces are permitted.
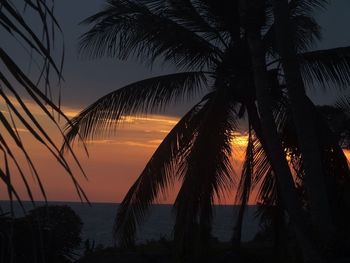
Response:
239,1,321,261
272,0,335,246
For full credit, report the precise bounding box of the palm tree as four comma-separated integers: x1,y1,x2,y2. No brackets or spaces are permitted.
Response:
0,0,87,208
241,1,350,260
238,1,319,261
272,0,335,247
64,0,350,259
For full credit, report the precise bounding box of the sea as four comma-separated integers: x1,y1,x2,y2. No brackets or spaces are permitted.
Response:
0,201,259,247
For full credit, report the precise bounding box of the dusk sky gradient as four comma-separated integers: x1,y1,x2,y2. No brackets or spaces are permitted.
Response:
0,0,349,204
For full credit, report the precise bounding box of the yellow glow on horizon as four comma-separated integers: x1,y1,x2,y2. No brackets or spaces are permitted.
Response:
118,115,179,125
64,110,80,118
231,133,248,147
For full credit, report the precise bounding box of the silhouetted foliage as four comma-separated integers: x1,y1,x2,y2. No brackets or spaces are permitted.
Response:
0,205,82,263
63,0,350,260
0,0,87,205
319,105,350,149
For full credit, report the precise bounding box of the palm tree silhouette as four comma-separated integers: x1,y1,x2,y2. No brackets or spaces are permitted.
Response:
64,0,350,259
239,1,317,260
0,1,87,206
273,0,336,248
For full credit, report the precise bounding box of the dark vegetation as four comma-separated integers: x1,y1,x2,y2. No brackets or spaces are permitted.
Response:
64,0,350,262
0,205,82,263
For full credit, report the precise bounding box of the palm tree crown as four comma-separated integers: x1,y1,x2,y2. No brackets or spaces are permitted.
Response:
64,0,350,258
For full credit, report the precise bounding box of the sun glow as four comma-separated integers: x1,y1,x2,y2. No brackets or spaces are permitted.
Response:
345,150,350,163
119,115,178,125
231,132,249,147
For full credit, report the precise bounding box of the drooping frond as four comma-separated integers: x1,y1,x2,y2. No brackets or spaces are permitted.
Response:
264,0,328,63
257,170,278,207
245,99,285,207
334,95,350,148
288,0,325,51
250,131,275,206
251,138,273,193
278,96,350,218
63,72,207,148
299,47,350,88
0,51,88,204
173,89,236,254
335,95,350,115
291,15,321,51
0,0,64,86
185,0,240,39
0,1,87,204
235,126,253,206
318,104,350,149
312,102,350,223
79,0,223,70
113,99,208,247
265,10,321,55
232,100,284,243
165,0,229,47
288,0,329,16
232,123,253,244
246,103,274,195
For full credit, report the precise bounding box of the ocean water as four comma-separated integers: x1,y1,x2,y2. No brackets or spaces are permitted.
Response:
0,201,259,247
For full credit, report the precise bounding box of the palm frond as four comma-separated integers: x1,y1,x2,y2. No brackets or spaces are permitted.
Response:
251,139,273,192
232,123,253,244
63,72,207,148
334,95,350,148
312,102,350,224
235,125,253,206
318,104,350,149
173,89,236,254
335,95,350,114
0,0,64,93
249,132,275,206
165,0,229,48
245,103,274,193
114,99,208,247
299,47,350,88
0,0,87,204
265,0,326,58
79,0,223,70
292,15,321,51
231,101,279,241
287,0,324,51
288,0,329,16
278,96,350,217
183,0,240,39
257,171,278,206
264,14,321,56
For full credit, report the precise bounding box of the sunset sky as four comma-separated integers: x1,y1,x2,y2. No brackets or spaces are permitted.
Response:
1,0,350,204
0,97,248,204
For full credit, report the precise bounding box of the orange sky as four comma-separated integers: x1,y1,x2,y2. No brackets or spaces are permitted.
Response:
0,97,247,204
0,98,349,205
